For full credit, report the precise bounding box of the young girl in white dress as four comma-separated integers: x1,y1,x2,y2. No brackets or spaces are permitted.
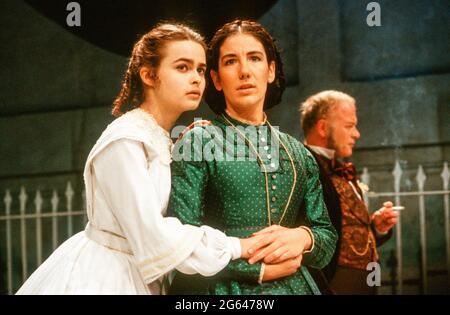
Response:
16,23,258,295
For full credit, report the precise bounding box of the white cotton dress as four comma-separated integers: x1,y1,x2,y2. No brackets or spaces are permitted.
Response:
16,108,241,295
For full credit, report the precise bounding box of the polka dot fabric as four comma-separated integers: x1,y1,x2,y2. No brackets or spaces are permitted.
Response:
168,112,337,295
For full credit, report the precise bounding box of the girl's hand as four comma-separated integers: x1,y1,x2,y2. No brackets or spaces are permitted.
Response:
247,225,313,264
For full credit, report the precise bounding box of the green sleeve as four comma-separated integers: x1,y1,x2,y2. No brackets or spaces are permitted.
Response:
167,128,206,225
217,259,262,283
300,149,338,269
168,128,262,284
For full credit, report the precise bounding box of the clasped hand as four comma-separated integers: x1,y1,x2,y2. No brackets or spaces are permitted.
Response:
240,225,313,282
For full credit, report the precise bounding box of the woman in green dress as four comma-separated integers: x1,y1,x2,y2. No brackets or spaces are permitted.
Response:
168,20,337,294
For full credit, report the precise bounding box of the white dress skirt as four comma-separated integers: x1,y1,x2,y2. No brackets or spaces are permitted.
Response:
16,108,241,295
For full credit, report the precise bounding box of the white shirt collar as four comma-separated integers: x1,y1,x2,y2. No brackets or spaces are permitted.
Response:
305,143,335,160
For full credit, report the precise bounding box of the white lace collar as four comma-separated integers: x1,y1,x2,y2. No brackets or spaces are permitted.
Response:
122,107,173,154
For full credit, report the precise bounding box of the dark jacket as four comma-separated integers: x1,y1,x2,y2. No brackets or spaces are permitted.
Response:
305,146,392,294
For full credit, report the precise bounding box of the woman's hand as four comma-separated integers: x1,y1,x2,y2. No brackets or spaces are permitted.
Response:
262,255,302,282
239,234,267,259
247,225,313,264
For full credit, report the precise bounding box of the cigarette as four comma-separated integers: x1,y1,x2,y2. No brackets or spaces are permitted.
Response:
392,206,405,211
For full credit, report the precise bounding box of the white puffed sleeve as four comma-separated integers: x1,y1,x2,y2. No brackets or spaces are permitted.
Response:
176,225,241,276
91,138,240,284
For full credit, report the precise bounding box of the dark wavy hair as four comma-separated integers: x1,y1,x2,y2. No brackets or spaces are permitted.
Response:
205,20,286,115
112,23,206,117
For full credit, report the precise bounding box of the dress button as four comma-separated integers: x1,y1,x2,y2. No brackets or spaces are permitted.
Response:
267,154,272,160
272,185,277,190
271,196,277,202
261,137,266,143
271,208,277,213
264,146,269,151
272,174,277,180
270,163,276,168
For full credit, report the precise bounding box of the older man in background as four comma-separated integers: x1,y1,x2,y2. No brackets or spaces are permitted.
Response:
300,90,398,294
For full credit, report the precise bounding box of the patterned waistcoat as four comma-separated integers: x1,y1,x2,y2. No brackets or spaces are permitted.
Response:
316,156,378,270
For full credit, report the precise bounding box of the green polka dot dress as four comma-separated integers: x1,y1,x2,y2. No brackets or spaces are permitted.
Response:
168,112,337,295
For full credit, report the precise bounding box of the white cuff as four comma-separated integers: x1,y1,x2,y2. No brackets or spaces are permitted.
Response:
229,237,242,260
374,226,388,236
258,263,266,284
300,226,315,254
